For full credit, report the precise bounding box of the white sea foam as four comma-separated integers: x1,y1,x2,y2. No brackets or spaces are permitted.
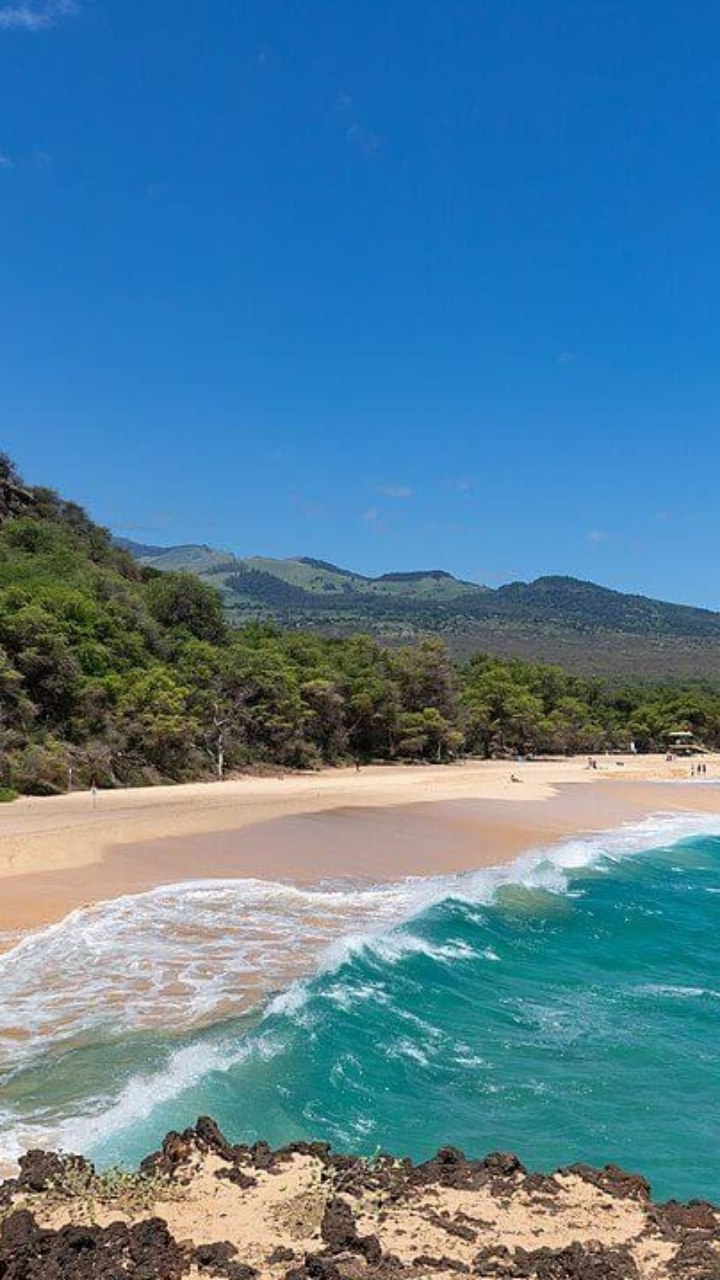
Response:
1,809,719,1166
633,983,720,1001
0,1034,280,1169
386,1036,432,1066
0,878,413,1070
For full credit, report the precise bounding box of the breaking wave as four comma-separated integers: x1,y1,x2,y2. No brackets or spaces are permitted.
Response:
1,809,720,1199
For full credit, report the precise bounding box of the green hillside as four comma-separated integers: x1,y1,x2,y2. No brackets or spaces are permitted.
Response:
4,455,720,794
117,541,482,602
118,539,720,679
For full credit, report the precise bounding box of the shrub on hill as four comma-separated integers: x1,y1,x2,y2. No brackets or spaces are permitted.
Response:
1,456,719,794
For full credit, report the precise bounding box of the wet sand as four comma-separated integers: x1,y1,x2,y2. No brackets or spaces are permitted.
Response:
1,753,719,934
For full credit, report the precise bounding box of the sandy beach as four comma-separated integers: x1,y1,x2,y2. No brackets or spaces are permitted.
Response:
1,755,720,1207
1,754,719,934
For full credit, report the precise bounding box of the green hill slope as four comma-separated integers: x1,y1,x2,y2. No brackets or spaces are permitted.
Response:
4,456,720,794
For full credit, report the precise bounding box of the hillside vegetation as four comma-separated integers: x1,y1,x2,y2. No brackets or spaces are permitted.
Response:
119,539,720,679
2,456,720,795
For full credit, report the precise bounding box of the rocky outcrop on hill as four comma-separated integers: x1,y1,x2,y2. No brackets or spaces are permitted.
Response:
0,468,34,523
0,1120,718,1278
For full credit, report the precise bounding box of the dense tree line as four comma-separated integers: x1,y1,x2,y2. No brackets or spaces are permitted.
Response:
1,455,720,796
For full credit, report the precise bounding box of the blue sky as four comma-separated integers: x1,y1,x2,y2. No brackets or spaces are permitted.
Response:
2,1,720,604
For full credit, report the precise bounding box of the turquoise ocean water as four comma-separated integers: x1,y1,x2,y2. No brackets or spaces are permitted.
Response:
0,810,719,1202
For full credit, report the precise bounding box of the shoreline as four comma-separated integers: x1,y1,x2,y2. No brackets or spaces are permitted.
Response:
1,754,720,935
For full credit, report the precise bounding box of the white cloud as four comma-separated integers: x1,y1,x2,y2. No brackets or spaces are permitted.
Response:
0,149,54,170
376,483,412,499
0,0,77,30
361,506,387,534
587,529,610,544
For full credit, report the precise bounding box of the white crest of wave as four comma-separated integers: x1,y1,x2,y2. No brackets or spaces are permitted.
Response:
0,1033,279,1171
0,808,719,1166
2,810,719,1071
633,982,720,1001
0,878,414,1070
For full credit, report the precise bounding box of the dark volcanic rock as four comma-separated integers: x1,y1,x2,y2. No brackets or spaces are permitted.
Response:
193,1239,259,1278
518,1241,640,1278
0,1209,42,1251
413,1146,525,1193
289,1255,341,1280
17,1149,91,1194
0,1211,187,1279
474,1241,640,1277
668,1238,720,1275
567,1162,651,1202
482,1152,526,1179
656,1200,719,1233
474,1244,515,1271
321,1197,382,1264
412,1255,469,1272
268,1246,296,1264
216,1165,259,1190
423,1211,477,1242
140,1130,195,1177
3,1124,720,1279
142,1116,245,1179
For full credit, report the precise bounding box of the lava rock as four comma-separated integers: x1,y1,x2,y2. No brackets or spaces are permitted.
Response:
321,1197,381,1264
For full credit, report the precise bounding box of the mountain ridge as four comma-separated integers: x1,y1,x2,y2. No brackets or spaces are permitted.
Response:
5,451,720,800
116,537,720,678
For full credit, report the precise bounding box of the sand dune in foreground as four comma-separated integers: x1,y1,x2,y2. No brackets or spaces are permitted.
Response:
1,1119,716,1278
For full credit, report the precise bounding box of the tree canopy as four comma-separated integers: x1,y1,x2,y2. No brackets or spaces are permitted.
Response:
1,459,719,795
